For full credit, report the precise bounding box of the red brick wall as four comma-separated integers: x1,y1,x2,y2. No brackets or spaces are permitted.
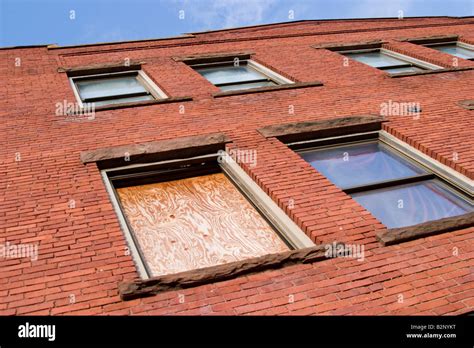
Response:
1,17,473,315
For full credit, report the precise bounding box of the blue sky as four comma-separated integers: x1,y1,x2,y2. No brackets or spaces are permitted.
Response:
0,0,473,47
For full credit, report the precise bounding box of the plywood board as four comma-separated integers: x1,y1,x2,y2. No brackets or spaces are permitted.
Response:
116,173,289,277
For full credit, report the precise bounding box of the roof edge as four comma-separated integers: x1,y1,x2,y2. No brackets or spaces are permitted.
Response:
2,16,473,51
187,16,474,35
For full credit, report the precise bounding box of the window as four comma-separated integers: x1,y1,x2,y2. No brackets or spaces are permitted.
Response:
342,48,441,74
102,152,313,278
191,59,293,92
424,41,474,60
70,70,166,107
298,139,473,229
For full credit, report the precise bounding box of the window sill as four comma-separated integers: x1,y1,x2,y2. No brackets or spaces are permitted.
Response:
212,81,323,98
67,96,193,115
376,212,474,246
118,244,330,300
388,66,473,78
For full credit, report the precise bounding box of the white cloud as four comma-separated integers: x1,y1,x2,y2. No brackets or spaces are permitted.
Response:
180,0,277,30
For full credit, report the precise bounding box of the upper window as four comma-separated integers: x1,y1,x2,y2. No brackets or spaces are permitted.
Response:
299,140,473,229
342,48,441,74
103,152,312,279
70,70,166,107
424,41,474,60
191,59,293,92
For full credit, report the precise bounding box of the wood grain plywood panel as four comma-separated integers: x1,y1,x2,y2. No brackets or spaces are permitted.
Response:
116,173,289,277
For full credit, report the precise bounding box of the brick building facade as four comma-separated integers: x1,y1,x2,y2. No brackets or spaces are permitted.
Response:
1,17,473,315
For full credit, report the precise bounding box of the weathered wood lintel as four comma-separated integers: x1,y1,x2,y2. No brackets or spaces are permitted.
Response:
258,115,386,143
80,132,231,169
396,34,459,44
58,61,145,76
312,40,385,51
173,51,254,64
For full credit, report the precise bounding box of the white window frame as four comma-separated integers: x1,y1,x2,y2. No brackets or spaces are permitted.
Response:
191,59,293,90
101,152,313,279
247,60,294,85
69,70,167,108
340,47,443,72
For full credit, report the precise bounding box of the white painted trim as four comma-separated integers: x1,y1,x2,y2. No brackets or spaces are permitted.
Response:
219,153,314,249
379,130,474,196
136,70,168,99
100,171,150,279
457,41,474,52
69,77,84,108
247,60,294,85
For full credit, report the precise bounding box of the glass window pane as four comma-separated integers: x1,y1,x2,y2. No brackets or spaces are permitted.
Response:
195,65,267,85
219,80,276,92
76,75,147,100
345,51,407,68
116,173,289,277
92,94,154,107
384,66,424,74
300,142,426,189
352,180,473,228
430,44,474,59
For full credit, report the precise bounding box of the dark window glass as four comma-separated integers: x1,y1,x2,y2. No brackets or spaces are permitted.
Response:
193,62,282,91
345,51,406,68
195,65,267,85
76,75,147,100
343,50,429,73
300,142,425,189
352,180,473,228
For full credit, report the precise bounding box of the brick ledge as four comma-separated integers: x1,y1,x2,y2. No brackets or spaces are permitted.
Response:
119,244,331,301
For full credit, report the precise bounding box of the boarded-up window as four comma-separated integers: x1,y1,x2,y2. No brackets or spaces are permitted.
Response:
116,173,289,277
